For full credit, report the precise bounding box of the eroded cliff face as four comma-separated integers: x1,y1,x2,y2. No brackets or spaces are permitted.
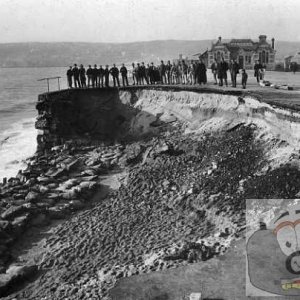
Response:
36,87,300,170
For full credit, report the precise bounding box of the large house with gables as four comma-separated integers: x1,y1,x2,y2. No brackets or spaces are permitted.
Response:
208,35,276,70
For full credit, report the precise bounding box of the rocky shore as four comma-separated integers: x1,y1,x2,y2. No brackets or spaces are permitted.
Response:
0,118,299,299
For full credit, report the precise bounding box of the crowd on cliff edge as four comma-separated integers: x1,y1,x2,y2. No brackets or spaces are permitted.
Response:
66,57,268,90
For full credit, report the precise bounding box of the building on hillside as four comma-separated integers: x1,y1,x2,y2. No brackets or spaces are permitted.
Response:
207,35,276,70
284,55,294,71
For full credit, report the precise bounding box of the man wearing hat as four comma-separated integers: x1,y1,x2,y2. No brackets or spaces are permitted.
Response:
66,66,73,88
109,64,120,87
92,64,98,87
72,64,81,88
86,65,93,87
79,64,86,88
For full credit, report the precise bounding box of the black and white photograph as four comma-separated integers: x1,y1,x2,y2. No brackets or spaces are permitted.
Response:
0,0,300,299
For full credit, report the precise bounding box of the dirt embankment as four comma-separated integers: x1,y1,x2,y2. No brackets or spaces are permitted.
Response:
1,88,300,299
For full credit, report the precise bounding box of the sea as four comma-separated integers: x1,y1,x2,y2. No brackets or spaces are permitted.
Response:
0,67,68,182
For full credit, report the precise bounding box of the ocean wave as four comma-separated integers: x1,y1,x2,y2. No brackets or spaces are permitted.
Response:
0,117,37,181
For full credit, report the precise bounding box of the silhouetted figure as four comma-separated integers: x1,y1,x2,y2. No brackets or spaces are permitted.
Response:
72,64,81,88
110,64,120,87
120,64,129,86
254,60,263,83
136,63,141,85
145,64,150,84
149,62,156,84
67,66,73,88
230,59,239,87
196,58,207,85
165,60,171,84
242,69,248,89
98,65,105,87
290,62,298,74
218,57,229,87
159,60,166,84
140,62,148,84
86,65,93,87
92,64,98,87
79,64,86,88
104,65,110,87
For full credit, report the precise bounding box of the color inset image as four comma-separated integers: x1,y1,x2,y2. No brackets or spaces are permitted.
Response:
246,199,300,297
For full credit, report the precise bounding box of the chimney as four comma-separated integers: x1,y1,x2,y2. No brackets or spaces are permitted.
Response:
271,37,275,49
259,35,267,43
218,36,222,43
179,54,183,60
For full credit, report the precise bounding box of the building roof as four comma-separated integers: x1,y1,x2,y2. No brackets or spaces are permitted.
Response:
209,36,274,54
229,39,253,44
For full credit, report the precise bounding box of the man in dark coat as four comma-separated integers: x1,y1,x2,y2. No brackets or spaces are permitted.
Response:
140,62,148,85
145,64,150,84
136,63,141,85
218,57,229,87
159,60,166,84
79,64,86,88
230,59,240,87
104,65,110,87
120,64,129,87
72,64,81,88
254,60,263,83
98,65,105,87
66,66,73,88
241,69,248,89
110,64,120,87
86,65,93,87
92,64,98,87
149,62,156,84
196,58,207,85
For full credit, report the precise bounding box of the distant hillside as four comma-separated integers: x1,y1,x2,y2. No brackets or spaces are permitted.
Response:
0,40,299,67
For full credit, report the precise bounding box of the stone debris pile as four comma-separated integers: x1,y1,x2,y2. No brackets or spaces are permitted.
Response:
2,124,300,299
1,124,271,299
0,143,126,297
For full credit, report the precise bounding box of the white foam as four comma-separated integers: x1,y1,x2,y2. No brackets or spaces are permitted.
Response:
0,117,37,181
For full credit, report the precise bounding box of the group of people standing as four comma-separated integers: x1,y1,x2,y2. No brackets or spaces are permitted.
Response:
66,59,208,89
66,64,124,88
131,59,208,85
211,57,248,89
66,57,253,89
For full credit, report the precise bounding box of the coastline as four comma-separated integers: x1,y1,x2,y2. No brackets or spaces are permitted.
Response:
2,84,300,298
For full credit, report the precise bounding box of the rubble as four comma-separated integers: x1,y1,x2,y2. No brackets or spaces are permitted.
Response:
0,142,126,287
0,120,300,299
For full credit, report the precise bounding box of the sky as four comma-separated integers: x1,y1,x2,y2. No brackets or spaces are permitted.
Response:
1,0,300,43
